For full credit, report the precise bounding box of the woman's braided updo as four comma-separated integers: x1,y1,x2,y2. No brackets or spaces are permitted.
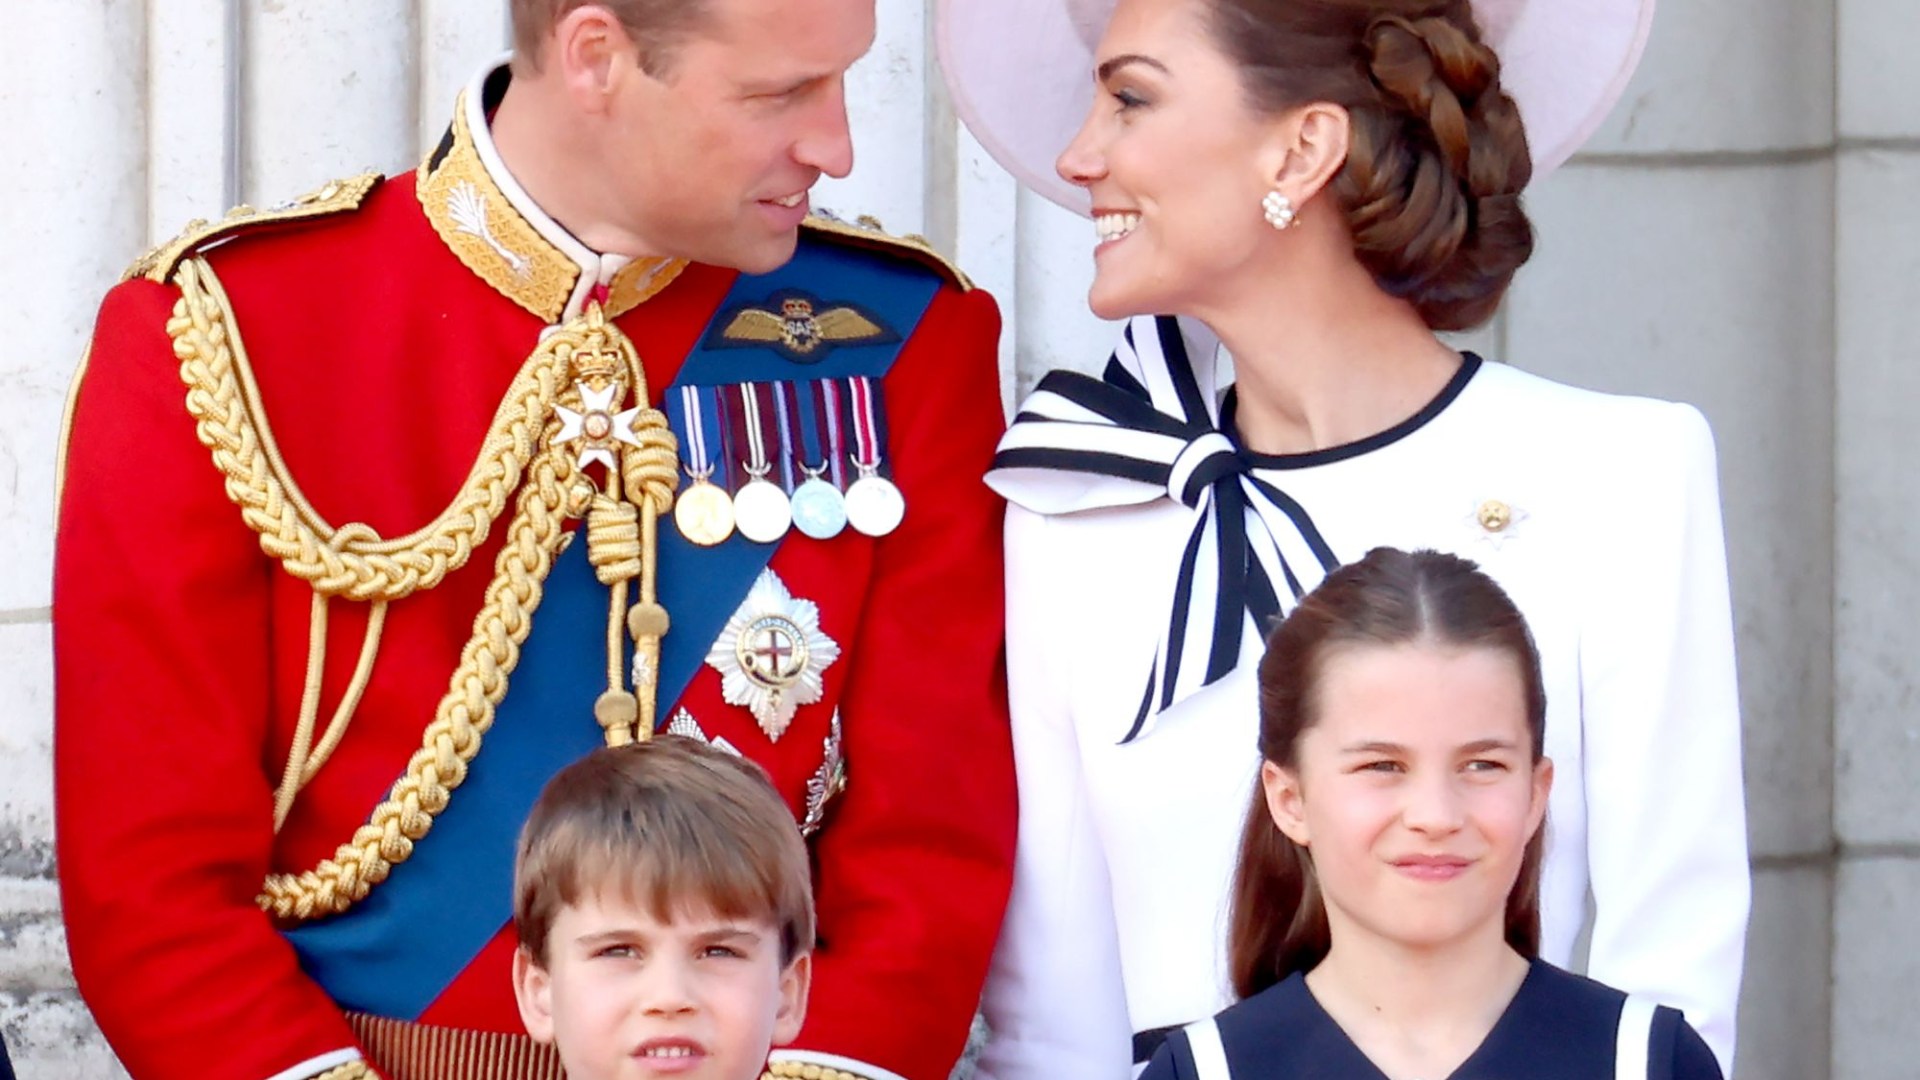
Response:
1207,0,1534,330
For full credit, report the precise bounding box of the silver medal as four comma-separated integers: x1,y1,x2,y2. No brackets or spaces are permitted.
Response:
845,469,906,537
733,469,792,544
790,466,848,540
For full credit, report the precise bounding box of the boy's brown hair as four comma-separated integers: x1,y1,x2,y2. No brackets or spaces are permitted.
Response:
514,737,815,967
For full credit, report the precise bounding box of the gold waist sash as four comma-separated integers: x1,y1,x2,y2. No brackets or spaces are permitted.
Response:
346,1012,564,1080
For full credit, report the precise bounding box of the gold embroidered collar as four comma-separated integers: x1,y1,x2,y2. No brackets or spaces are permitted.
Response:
419,64,686,323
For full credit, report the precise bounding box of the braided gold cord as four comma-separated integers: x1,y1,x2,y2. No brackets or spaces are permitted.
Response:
257,422,572,918
311,1061,378,1080
272,592,334,831
303,600,390,785
171,258,546,603
164,264,581,920
170,261,681,919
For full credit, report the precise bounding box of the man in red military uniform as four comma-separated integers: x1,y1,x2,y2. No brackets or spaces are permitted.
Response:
53,3,1015,1079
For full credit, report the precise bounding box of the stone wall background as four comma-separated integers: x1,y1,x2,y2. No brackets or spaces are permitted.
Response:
1,0,1911,1076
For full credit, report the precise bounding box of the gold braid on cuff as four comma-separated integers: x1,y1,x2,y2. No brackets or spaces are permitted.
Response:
762,1062,876,1080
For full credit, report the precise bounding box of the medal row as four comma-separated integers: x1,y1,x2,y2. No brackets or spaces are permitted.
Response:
666,377,906,547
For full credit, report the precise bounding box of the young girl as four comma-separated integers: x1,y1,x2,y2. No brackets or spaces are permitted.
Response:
1142,548,1722,1080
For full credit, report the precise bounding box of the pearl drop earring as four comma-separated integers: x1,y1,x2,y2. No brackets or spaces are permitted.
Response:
1262,190,1298,230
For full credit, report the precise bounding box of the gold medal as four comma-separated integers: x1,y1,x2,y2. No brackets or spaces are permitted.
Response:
675,472,736,546
672,384,735,546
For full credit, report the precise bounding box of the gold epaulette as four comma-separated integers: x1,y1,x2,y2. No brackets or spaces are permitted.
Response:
802,212,975,292
123,172,384,284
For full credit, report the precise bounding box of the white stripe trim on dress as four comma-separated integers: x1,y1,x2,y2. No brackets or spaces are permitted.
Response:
1182,1016,1232,1080
1615,995,1658,1080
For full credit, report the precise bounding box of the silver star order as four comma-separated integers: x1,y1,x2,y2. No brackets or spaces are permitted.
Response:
706,569,840,741
554,381,644,471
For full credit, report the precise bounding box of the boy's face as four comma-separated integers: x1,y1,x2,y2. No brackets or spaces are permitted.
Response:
514,890,810,1080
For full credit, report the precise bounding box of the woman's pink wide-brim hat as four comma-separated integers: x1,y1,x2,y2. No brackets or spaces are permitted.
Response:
934,0,1656,215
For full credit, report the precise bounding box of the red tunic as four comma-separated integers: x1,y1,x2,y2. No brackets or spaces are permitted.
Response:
55,134,1013,1079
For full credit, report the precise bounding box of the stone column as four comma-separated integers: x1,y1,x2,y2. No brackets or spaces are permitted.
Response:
0,2,146,1073
1833,1,1920,1077
1506,2,1838,1077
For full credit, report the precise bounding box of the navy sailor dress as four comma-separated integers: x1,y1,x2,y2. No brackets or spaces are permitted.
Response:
1139,960,1723,1080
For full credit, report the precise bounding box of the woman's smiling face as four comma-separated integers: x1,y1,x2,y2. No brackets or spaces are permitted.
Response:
1054,0,1289,320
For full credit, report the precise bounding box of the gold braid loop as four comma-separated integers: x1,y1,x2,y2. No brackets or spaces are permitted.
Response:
170,258,546,603
621,411,681,514
586,496,643,585
310,1062,378,1080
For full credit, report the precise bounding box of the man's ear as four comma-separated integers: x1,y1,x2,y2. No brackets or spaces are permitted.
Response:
771,951,813,1046
512,946,557,1044
551,3,646,108
1262,759,1311,846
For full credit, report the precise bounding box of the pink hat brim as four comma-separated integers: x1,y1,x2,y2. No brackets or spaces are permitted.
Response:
935,0,1655,217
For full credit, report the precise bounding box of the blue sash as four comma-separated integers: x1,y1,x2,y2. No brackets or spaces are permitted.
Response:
284,235,943,1018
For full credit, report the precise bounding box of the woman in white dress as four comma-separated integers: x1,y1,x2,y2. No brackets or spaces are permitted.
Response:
935,0,1749,1077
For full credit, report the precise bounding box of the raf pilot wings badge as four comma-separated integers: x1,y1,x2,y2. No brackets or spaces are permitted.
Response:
708,289,900,363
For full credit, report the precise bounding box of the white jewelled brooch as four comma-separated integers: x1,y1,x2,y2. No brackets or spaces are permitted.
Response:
705,569,841,741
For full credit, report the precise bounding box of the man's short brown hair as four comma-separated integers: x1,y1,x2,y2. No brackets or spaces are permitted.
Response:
510,0,714,75
513,738,815,967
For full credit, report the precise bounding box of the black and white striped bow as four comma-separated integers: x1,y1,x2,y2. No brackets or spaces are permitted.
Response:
988,315,1340,742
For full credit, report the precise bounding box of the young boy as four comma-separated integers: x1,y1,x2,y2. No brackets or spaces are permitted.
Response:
513,738,814,1080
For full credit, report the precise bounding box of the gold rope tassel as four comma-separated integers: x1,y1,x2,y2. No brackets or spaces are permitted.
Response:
617,373,678,744
588,495,642,747
564,304,679,748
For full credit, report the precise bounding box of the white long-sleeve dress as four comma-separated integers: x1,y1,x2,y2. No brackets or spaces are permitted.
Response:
977,315,1749,1079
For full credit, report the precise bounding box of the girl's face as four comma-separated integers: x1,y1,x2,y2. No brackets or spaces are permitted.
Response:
1263,642,1552,956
